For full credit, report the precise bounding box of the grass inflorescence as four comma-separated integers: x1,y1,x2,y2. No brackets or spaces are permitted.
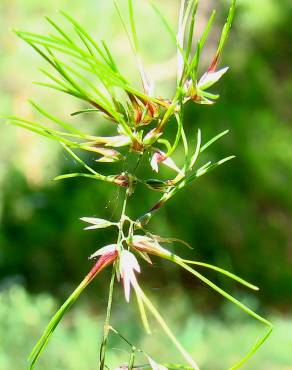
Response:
2,1,272,369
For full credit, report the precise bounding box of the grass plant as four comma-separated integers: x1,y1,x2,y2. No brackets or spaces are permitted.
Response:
1,1,272,369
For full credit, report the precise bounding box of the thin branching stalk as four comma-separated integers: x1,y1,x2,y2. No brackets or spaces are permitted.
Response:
100,191,129,369
99,266,116,370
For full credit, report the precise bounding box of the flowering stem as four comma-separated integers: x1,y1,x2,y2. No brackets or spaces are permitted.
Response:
99,265,116,370
99,190,129,369
10,2,269,369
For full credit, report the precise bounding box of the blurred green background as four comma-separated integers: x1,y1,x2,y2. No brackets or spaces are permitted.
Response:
0,0,292,369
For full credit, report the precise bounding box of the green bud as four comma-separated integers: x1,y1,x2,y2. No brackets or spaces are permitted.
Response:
145,179,169,192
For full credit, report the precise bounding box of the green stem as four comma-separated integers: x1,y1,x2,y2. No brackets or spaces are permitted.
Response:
99,266,116,370
99,189,129,369
128,346,136,370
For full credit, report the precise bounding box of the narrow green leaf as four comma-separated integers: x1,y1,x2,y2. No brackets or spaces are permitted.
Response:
170,257,272,369
70,108,100,116
185,0,198,61
75,27,95,56
60,11,108,63
128,0,139,52
138,286,200,370
16,32,81,60
28,277,89,369
229,325,273,370
181,124,189,166
135,291,151,334
189,128,201,169
149,0,179,45
15,34,56,67
61,143,98,175
157,138,172,153
29,100,86,137
200,129,229,152
177,0,187,81
189,155,235,181
54,58,114,108
213,155,235,166
187,10,216,80
34,81,83,100
195,161,211,175
148,0,188,71
45,16,74,44
53,173,107,182
114,0,134,52
101,40,119,73
39,67,74,92
16,30,71,49
201,91,220,100
48,51,88,97
215,0,236,64
182,260,259,290
167,113,182,157
4,116,76,145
